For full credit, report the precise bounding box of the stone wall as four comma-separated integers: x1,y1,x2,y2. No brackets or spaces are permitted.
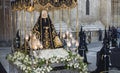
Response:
111,0,120,27
78,0,100,23
0,0,12,43
100,0,112,28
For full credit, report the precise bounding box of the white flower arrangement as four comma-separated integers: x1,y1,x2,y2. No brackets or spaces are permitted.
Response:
7,49,88,73
33,65,52,73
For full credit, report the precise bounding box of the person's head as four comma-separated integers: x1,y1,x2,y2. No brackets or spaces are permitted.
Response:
38,9,52,24
41,10,48,18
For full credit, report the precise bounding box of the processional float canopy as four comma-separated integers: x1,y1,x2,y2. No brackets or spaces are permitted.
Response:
11,0,78,12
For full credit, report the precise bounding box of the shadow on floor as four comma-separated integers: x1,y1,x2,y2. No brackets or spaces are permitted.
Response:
0,62,7,73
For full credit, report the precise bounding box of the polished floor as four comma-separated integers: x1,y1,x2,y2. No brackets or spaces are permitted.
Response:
0,41,120,73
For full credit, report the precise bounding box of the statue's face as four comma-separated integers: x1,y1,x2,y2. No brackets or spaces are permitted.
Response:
41,10,48,18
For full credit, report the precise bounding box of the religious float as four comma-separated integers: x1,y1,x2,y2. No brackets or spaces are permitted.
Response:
7,0,88,73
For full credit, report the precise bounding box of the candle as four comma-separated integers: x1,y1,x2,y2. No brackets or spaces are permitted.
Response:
69,33,73,38
75,41,79,47
62,33,66,38
67,41,71,47
72,38,75,44
25,34,29,41
66,31,69,36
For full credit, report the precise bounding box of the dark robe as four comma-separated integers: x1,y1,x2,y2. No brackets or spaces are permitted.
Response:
95,46,109,73
98,29,102,41
78,27,88,63
111,26,118,47
32,14,63,49
14,30,20,49
83,31,88,52
92,30,110,73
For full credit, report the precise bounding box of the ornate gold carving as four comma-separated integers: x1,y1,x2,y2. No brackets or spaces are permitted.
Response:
43,26,50,48
52,31,56,38
11,0,77,11
32,24,41,39
53,36,63,48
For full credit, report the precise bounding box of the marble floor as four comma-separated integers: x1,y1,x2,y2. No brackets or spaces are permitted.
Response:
0,41,120,73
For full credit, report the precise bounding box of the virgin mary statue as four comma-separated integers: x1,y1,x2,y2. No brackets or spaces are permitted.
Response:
31,10,63,49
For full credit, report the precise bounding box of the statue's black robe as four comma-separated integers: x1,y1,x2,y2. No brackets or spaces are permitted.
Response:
32,14,63,49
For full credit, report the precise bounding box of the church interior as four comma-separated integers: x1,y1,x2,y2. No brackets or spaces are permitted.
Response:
0,0,120,73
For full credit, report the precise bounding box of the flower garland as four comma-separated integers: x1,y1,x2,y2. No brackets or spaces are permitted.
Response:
7,50,88,73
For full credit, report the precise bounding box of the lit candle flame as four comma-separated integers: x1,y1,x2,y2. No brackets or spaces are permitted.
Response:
25,34,29,41
62,33,66,38
67,41,71,47
27,6,34,12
